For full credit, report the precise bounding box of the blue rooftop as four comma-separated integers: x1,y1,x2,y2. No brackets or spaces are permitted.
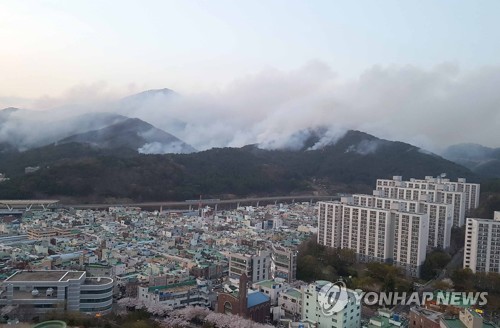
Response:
247,292,270,308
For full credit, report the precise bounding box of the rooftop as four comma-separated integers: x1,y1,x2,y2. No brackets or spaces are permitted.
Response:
284,288,302,299
5,270,85,283
247,291,270,308
441,318,498,328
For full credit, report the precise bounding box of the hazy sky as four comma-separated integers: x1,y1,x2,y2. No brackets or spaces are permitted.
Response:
1,0,500,99
2,1,500,150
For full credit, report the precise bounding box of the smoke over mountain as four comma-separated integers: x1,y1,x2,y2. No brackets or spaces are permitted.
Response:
2,61,500,153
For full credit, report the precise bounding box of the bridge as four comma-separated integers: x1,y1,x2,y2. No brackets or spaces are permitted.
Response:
65,195,340,211
0,200,60,211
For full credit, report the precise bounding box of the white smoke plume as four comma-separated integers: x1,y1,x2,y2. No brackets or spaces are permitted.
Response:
1,61,500,153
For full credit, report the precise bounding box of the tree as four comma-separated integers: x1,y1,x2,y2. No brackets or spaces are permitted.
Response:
420,250,451,280
450,268,474,291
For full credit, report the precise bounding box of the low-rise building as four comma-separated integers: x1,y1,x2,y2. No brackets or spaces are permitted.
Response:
0,270,113,316
278,288,302,320
409,306,441,328
138,278,212,309
216,273,271,324
440,308,498,328
301,280,361,328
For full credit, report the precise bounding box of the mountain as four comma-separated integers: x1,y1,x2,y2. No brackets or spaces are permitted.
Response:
120,88,178,104
0,109,130,151
118,88,187,136
0,130,476,202
58,117,196,154
0,88,185,152
442,143,500,178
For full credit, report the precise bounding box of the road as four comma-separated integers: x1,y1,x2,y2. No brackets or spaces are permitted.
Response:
57,195,339,210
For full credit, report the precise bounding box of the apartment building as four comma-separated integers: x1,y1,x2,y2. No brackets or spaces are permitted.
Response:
0,270,113,316
270,245,297,282
301,280,361,328
318,198,429,277
463,212,500,273
376,175,474,227
317,201,343,248
352,193,452,250
339,200,394,263
392,212,429,277
228,251,271,283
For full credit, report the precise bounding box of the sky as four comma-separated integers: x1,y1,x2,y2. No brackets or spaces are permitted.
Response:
1,1,500,150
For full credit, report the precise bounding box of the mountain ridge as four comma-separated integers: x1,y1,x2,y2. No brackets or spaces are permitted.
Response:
442,143,500,178
0,129,476,202
58,117,196,154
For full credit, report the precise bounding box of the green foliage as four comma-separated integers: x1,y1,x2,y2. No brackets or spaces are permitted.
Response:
450,268,474,291
0,130,477,202
420,250,452,280
472,192,500,219
364,262,412,293
296,235,356,282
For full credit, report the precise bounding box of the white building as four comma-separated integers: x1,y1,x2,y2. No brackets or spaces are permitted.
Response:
138,278,212,309
271,245,297,282
228,251,271,283
376,175,477,227
463,212,500,273
317,202,343,248
392,211,429,277
339,201,394,263
278,288,303,320
0,270,113,316
301,280,361,328
352,193,452,250
252,278,286,306
318,198,429,277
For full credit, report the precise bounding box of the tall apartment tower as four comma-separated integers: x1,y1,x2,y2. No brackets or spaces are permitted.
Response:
463,212,500,273
392,212,429,277
339,201,394,263
317,198,428,277
352,193,452,250
375,176,477,227
317,202,343,248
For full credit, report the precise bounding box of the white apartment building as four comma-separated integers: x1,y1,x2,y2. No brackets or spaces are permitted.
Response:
0,270,113,316
317,202,343,248
228,251,271,283
376,176,474,227
392,211,429,277
318,198,429,277
421,176,480,214
339,201,394,263
352,193,452,250
463,212,500,273
301,280,361,328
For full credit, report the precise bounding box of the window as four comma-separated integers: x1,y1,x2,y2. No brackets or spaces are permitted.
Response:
224,301,233,315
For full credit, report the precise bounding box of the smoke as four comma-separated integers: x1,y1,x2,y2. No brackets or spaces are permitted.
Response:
124,61,500,153
346,140,385,155
2,61,500,153
138,141,189,154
